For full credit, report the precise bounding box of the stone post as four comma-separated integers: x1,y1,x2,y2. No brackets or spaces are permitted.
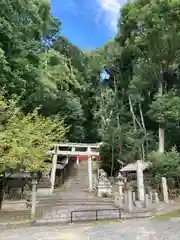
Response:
127,189,133,212
136,160,145,201
50,146,58,194
76,156,80,165
88,147,93,192
132,191,136,202
118,185,123,196
162,177,169,203
124,190,128,205
117,183,124,206
144,194,149,208
154,192,159,203
97,168,100,179
114,192,119,205
149,191,153,203
31,179,37,219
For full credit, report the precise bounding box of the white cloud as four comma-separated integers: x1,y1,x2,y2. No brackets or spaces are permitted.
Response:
96,0,121,32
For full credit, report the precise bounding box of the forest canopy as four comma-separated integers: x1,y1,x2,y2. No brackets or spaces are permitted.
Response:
1,0,180,182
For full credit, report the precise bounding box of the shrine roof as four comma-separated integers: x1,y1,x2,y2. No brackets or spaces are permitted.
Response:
120,161,151,172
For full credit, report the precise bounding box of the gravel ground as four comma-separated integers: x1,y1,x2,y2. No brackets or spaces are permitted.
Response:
1,218,180,240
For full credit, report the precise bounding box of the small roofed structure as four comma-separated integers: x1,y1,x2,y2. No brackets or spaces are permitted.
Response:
120,161,151,173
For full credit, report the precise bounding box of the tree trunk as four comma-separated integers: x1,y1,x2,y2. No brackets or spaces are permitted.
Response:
158,126,165,153
128,96,136,130
128,96,143,160
139,102,148,158
111,130,115,177
139,102,146,132
141,144,145,161
158,81,165,153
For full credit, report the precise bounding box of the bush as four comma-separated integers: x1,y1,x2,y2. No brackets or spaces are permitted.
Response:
148,147,180,181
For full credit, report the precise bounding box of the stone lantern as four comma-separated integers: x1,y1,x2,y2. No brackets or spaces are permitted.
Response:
116,172,126,197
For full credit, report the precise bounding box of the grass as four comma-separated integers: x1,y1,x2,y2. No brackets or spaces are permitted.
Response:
0,210,31,223
0,205,44,224
152,209,180,222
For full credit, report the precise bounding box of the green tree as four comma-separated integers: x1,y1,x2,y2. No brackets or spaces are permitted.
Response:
0,95,66,173
118,0,180,153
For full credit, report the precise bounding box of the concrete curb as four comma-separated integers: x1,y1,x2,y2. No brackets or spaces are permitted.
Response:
2,210,178,229
0,220,35,229
0,214,152,229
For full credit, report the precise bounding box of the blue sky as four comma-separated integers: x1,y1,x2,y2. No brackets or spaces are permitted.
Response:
51,0,125,50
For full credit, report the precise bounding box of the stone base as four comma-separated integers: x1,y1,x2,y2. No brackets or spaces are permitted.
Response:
97,186,112,197
37,187,52,196
134,201,144,208
1,200,27,211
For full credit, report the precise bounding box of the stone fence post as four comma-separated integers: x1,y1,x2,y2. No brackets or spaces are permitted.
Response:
162,177,169,203
31,179,37,219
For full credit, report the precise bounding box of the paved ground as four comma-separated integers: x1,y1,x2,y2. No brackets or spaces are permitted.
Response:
1,218,180,239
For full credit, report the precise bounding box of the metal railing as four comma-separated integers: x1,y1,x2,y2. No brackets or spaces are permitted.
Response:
70,208,121,223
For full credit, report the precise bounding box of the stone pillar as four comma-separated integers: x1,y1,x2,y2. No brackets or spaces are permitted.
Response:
127,189,133,212
50,147,58,194
154,192,159,203
132,191,136,202
124,190,128,207
136,160,145,201
117,183,123,206
118,185,123,196
31,179,37,219
144,194,149,208
76,156,80,165
97,168,100,179
114,192,119,205
88,147,93,192
149,191,153,203
119,194,123,207
162,177,169,203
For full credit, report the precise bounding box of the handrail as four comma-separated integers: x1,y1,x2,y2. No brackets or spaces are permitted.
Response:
70,208,121,223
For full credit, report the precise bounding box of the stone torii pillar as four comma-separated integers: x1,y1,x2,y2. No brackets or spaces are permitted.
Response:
162,177,169,203
50,145,58,194
87,147,93,192
31,179,37,219
76,155,80,165
136,160,145,201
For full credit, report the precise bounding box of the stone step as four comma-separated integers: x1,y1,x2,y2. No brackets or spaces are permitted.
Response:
37,162,112,223
37,207,120,224
38,199,115,205
38,201,115,207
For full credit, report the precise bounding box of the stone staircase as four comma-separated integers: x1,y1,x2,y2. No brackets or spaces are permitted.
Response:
36,162,120,223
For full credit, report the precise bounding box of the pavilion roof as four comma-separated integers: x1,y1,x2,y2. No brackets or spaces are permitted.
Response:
120,161,151,172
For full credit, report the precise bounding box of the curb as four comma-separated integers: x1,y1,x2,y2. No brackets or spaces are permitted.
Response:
0,220,35,229
0,213,159,229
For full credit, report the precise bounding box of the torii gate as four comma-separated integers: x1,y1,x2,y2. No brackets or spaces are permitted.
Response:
50,142,102,194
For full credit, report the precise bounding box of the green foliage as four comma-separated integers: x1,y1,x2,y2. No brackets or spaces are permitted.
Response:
148,91,180,125
149,147,180,181
93,0,180,174
0,0,101,145
3,0,180,180
0,95,66,172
